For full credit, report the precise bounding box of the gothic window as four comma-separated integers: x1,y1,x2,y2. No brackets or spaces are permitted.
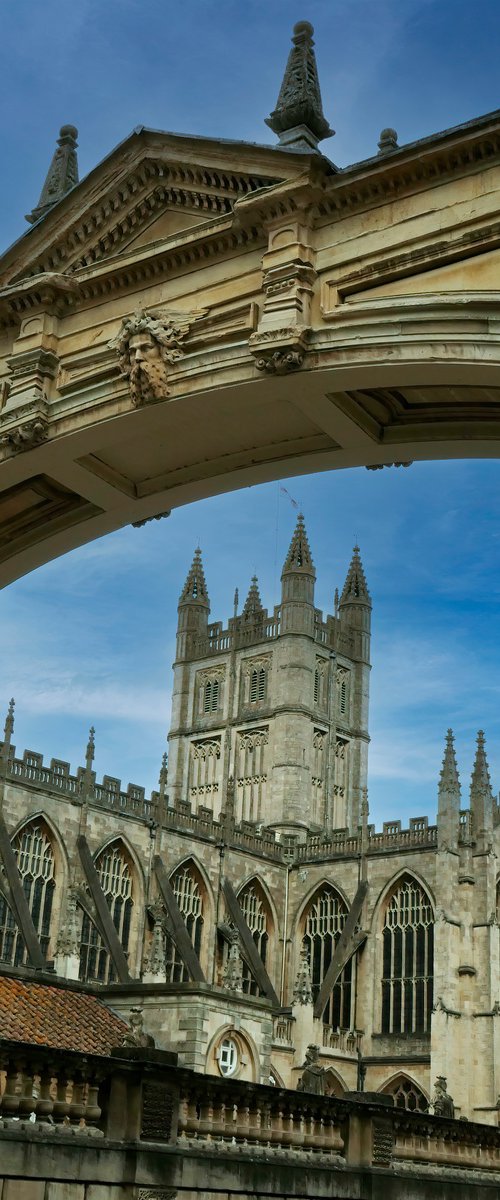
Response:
250,667,266,703
314,668,319,704
314,659,327,708
237,879,271,997
79,842,134,984
337,668,350,720
165,861,204,983
382,1075,429,1112
0,821,56,966
190,737,221,803
235,728,268,822
203,678,219,713
302,885,355,1028
381,876,434,1035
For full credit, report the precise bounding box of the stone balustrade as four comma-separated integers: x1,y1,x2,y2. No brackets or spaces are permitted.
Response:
393,1108,500,1172
0,1040,106,1134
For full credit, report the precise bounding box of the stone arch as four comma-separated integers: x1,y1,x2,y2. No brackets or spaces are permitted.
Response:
205,1022,260,1084
324,1066,348,1098
292,875,352,931
0,814,61,966
165,856,211,982
234,874,277,996
372,868,436,931
380,1071,429,1112
79,836,139,983
373,872,435,1037
295,880,355,1029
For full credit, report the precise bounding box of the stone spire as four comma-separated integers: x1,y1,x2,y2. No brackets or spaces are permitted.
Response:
266,21,334,152
437,730,461,850
178,547,210,609
339,546,371,607
282,513,315,578
470,730,494,847
26,125,79,224
242,575,264,621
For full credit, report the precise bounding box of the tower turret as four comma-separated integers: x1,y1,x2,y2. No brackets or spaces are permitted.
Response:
437,729,461,850
242,576,264,623
280,514,316,636
176,548,210,660
470,730,494,850
339,546,371,664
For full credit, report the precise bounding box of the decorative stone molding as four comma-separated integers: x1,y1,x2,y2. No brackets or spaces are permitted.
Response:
0,414,48,456
55,889,80,958
222,926,244,992
109,309,195,405
132,509,171,528
143,916,166,981
433,995,461,1017
292,940,313,1005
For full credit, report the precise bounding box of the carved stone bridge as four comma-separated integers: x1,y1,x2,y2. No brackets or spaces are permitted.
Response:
1,23,500,585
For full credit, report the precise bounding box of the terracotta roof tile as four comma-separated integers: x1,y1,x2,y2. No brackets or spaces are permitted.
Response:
0,976,128,1055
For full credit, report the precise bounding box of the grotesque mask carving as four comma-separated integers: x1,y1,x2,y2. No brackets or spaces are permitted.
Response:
110,310,187,406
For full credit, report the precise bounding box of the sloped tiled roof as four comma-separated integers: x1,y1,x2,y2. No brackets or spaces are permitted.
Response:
0,976,127,1055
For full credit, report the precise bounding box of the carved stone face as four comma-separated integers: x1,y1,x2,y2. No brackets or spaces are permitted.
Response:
128,331,169,406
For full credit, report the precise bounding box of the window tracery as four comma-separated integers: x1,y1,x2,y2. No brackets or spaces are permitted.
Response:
79,842,134,983
381,876,434,1035
314,658,327,708
382,1075,429,1112
190,737,221,803
236,728,268,822
302,885,355,1027
197,666,225,716
337,667,350,720
165,862,204,983
237,879,270,997
0,821,56,966
241,656,271,707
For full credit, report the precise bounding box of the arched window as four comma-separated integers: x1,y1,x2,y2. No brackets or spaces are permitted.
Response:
203,678,219,713
166,862,204,983
381,875,434,1035
302,885,355,1028
79,842,134,983
250,668,266,703
0,821,56,966
381,1074,429,1112
238,879,271,997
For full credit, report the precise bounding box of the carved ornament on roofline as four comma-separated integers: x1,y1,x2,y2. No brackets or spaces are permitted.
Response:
0,415,49,456
249,326,310,375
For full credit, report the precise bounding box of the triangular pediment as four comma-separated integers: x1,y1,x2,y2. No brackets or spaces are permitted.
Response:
0,128,309,288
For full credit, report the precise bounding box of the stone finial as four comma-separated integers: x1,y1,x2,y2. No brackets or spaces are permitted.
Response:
26,125,79,224
2,698,15,758
440,729,461,794
179,547,210,608
378,127,399,154
470,730,494,845
339,546,371,607
292,940,313,1005
281,513,315,577
233,587,239,618
144,916,166,978
158,751,168,802
222,927,243,992
85,726,95,773
265,22,334,152
242,575,264,622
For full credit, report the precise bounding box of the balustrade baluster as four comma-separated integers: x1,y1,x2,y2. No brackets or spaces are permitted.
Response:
52,1073,71,1123
36,1065,55,1120
1,1058,23,1116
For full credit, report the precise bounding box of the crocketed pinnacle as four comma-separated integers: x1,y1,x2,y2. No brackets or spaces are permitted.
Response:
179,547,210,607
339,546,371,606
85,726,95,772
470,730,493,800
242,575,264,620
26,125,79,224
265,21,334,152
439,729,461,797
281,514,316,577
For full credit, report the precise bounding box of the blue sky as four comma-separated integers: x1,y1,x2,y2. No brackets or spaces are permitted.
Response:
2,0,500,828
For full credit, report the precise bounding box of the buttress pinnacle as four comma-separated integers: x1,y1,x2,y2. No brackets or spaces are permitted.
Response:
339,546,371,606
281,514,315,577
439,729,461,796
179,547,210,607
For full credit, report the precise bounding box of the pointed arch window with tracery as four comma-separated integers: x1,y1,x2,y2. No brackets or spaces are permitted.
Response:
237,879,271,997
302,885,355,1028
79,842,134,983
381,875,434,1035
382,1075,429,1112
165,862,204,983
0,820,56,967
